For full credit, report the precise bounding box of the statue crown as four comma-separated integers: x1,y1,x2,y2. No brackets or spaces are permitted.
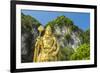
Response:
46,25,52,31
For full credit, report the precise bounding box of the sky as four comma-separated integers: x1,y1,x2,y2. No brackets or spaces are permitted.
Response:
21,10,90,31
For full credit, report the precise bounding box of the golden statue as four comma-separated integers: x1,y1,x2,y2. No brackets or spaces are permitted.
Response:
33,25,59,62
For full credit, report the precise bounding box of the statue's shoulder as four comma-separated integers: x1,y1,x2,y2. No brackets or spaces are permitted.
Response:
52,35,56,41
36,36,43,41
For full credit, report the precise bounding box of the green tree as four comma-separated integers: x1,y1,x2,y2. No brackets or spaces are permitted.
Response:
46,15,73,28
59,47,74,60
83,29,90,44
70,44,90,60
21,13,41,32
65,34,71,43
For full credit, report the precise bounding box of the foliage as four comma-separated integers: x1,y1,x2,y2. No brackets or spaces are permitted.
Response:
65,34,71,43
78,29,90,44
70,25,79,32
83,29,90,44
21,13,41,32
59,47,74,60
70,44,90,60
46,15,73,28
55,15,73,26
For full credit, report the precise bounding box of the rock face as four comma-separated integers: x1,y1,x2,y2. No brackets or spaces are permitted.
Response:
54,26,82,49
46,15,83,49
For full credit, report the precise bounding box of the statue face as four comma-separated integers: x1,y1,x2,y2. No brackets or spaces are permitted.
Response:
45,29,52,36
45,26,52,36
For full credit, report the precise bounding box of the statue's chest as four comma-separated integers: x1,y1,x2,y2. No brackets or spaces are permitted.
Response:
43,37,54,47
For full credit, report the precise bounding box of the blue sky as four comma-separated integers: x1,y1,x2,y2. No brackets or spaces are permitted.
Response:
21,10,90,31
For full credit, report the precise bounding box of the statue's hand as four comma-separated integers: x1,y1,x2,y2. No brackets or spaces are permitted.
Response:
36,37,41,41
51,44,59,56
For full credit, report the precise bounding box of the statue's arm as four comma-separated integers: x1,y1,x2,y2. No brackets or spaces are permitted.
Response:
48,37,59,56
33,37,42,62
52,42,59,56
53,37,59,56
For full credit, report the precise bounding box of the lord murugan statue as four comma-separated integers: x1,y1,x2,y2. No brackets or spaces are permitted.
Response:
33,25,59,62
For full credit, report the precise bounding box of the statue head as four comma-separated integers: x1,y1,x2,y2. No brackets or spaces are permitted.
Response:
45,25,52,36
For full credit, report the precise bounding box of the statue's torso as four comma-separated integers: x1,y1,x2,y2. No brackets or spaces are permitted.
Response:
43,36,54,48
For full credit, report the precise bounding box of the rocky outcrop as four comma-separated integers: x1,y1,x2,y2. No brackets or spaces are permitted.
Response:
21,13,40,63
46,15,83,49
